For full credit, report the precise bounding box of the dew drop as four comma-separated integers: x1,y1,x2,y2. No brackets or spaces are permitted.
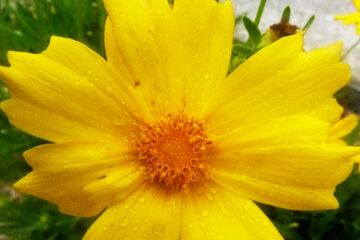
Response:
105,82,112,92
121,218,129,227
0,129,8,134
210,188,217,194
139,197,145,203
201,210,209,217
204,72,210,79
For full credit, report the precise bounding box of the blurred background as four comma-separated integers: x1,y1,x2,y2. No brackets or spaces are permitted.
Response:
0,0,360,239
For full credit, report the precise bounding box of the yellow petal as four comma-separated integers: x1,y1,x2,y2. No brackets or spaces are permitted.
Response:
209,115,360,210
173,0,235,115
329,114,358,141
212,115,330,147
203,34,350,135
211,144,356,188
0,36,147,143
14,142,144,217
210,115,357,188
351,155,360,171
351,154,360,163
103,0,234,116
83,183,181,240
104,18,134,85
357,22,360,35
180,184,283,240
213,170,339,210
335,13,360,25
354,0,360,10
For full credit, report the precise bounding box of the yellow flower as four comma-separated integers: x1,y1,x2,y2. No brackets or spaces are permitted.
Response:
335,0,360,34
1,0,360,239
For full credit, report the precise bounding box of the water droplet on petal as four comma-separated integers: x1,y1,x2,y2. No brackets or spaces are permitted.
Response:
204,72,210,79
121,218,129,227
201,210,209,217
105,82,112,92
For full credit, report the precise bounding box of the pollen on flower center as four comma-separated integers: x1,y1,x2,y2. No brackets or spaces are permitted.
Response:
135,113,212,189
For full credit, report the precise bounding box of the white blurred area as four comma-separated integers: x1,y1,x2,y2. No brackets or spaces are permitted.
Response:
231,0,360,90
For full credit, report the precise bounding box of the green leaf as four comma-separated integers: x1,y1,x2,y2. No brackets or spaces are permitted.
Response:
281,6,291,22
243,16,262,45
303,15,315,31
232,43,255,56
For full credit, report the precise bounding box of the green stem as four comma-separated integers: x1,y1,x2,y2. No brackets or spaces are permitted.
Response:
254,0,266,26
342,38,360,60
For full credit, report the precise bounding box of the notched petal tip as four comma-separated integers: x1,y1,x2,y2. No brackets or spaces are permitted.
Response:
351,154,360,163
327,41,344,60
0,99,10,111
326,197,340,210
0,100,18,121
22,145,46,167
13,174,31,194
329,114,359,141
0,64,14,87
6,50,33,65
269,33,304,54
42,35,75,54
338,61,352,84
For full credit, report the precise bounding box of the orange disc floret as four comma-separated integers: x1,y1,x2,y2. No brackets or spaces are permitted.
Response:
135,113,212,189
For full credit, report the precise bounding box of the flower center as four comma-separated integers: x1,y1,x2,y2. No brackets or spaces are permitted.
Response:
135,113,212,189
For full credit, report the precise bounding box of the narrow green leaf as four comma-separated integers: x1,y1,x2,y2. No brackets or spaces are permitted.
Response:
281,6,291,22
232,43,255,55
243,17,262,45
302,15,315,31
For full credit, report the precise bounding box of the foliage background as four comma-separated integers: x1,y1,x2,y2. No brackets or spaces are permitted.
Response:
0,0,360,239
